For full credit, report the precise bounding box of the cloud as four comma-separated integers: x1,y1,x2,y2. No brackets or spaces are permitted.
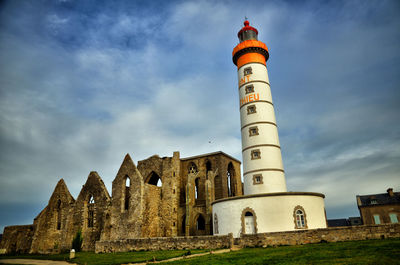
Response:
0,0,400,232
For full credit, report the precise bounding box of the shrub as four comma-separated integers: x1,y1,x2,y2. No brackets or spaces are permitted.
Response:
72,231,83,252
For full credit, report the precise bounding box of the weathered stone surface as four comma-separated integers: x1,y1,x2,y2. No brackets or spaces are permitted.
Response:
30,179,75,254
95,223,400,253
1,151,242,254
0,225,34,254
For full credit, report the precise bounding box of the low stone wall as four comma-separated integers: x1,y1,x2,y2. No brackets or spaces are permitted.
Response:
96,224,400,253
95,234,233,253
0,225,34,254
237,223,400,247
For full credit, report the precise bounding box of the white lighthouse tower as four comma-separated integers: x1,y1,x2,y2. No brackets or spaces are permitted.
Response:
234,20,287,195
212,20,327,237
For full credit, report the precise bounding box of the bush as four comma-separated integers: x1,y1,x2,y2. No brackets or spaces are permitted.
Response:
72,231,83,252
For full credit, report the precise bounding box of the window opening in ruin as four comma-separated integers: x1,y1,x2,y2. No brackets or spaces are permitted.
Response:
88,195,95,228
56,199,61,230
227,163,235,197
245,84,254,94
125,176,130,210
188,162,198,174
244,67,252,76
196,215,205,230
88,209,94,228
181,215,186,235
214,175,223,200
89,195,95,204
214,214,219,234
206,160,212,179
195,178,200,199
147,171,162,187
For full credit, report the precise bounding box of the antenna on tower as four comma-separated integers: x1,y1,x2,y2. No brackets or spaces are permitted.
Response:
245,16,248,21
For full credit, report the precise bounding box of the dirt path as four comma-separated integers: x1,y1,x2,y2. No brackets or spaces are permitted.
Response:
0,259,75,265
130,248,237,265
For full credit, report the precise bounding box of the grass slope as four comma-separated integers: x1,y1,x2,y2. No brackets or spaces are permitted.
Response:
1,239,399,265
167,239,400,264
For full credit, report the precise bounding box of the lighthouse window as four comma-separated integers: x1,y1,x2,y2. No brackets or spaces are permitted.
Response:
249,126,259,136
245,85,254,94
244,67,252,76
247,105,256,115
253,174,263,185
251,149,261,160
293,205,308,229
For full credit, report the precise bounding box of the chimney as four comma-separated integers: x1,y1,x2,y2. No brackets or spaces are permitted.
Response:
387,188,394,197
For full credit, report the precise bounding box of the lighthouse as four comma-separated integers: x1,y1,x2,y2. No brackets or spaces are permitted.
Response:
233,20,286,195
212,20,327,236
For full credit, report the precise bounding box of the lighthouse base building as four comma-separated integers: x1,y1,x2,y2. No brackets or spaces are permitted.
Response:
212,20,327,237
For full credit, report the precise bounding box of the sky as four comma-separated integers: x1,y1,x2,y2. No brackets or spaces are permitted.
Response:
0,0,399,232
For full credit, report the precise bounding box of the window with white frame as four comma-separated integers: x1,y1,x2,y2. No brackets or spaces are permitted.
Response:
293,205,308,229
389,213,398,223
373,214,381,224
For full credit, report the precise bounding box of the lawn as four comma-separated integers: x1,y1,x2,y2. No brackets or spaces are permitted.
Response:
1,238,399,265
167,238,400,264
0,249,206,265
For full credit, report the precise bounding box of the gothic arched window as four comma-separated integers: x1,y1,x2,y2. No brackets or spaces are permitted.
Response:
88,195,95,228
293,205,308,229
124,176,130,211
196,215,205,230
56,199,61,230
188,162,198,174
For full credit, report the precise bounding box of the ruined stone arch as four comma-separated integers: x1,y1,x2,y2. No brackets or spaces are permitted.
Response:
181,215,186,235
87,194,95,228
124,175,131,211
195,214,205,231
56,199,61,230
146,171,162,187
188,162,198,174
194,177,200,200
241,207,257,235
227,162,235,197
205,160,212,179
214,175,223,200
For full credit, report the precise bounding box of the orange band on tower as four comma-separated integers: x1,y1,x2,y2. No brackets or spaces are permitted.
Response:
237,53,266,69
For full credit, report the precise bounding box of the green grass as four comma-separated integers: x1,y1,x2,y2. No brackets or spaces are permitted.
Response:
1,239,399,265
167,238,400,264
0,249,207,265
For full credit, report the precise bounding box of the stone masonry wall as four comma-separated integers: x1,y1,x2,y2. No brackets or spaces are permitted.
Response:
95,234,232,253
237,223,400,247
0,225,34,254
95,224,400,253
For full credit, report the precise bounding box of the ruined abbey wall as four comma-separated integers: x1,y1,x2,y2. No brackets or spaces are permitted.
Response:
0,151,242,254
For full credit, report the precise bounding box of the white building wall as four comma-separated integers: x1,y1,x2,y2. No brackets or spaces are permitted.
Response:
213,194,327,238
237,61,287,194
